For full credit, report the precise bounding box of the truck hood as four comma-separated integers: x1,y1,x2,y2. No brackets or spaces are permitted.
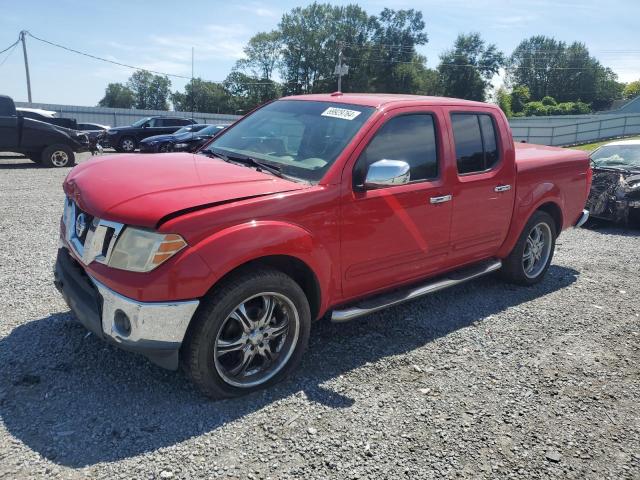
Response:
64,153,306,228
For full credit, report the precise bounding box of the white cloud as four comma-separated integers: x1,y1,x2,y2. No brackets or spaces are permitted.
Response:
238,3,278,18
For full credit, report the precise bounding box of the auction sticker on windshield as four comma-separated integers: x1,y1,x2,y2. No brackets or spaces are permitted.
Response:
321,107,362,121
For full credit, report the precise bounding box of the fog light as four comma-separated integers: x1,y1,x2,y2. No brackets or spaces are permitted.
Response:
114,309,131,336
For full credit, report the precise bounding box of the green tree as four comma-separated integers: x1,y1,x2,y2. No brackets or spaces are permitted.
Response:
97,83,135,108
507,36,623,110
366,8,429,93
623,80,640,100
276,3,429,94
279,3,378,94
510,85,530,113
171,78,234,114
496,87,512,117
224,72,282,113
126,70,172,110
235,31,283,80
437,33,504,101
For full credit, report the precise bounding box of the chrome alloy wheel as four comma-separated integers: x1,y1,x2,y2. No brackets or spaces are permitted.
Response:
214,292,300,388
51,150,69,167
522,222,552,279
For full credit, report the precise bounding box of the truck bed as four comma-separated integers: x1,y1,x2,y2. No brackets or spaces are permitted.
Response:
513,142,591,231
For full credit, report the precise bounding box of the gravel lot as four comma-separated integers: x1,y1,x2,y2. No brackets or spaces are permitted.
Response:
0,152,639,479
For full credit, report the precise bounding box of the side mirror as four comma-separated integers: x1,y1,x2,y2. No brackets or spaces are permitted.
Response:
364,159,410,189
142,123,149,128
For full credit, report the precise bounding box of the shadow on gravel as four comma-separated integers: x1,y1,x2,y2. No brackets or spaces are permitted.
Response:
0,160,42,169
0,265,578,467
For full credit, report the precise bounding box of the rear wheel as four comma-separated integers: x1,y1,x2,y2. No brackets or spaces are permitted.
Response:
41,145,75,168
182,268,311,399
119,137,136,152
500,210,556,285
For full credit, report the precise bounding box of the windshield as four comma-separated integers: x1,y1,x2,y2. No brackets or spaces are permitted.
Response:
175,125,206,135
591,145,640,169
200,125,225,136
203,100,375,182
131,117,152,127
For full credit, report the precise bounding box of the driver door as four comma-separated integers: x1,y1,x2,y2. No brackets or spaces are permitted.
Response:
340,108,453,300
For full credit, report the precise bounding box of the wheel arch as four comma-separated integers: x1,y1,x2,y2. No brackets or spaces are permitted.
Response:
185,220,334,321
536,201,563,234
199,254,322,321
497,198,564,258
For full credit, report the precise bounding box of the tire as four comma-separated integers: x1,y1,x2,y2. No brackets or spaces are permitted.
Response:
119,137,136,152
182,268,311,399
500,210,556,286
41,144,75,168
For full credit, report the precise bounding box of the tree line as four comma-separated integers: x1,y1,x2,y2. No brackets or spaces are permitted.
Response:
98,2,636,117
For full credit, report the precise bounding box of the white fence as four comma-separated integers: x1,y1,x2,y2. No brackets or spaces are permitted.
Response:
14,102,242,128
509,113,640,146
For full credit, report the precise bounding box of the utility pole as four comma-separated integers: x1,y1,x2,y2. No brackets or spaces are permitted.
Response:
191,47,194,120
20,30,32,103
334,42,349,93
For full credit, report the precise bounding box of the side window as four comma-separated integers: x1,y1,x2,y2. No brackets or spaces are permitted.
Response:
148,118,161,127
354,114,438,186
451,113,500,174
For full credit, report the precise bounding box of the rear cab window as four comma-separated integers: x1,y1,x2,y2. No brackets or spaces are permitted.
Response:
451,113,500,175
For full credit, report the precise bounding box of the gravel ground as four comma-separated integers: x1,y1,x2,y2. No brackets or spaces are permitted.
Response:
0,152,639,479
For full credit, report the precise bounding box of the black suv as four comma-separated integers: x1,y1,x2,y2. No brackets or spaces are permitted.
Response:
105,116,197,152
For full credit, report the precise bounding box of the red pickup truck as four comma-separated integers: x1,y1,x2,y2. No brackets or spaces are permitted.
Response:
54,94,591,398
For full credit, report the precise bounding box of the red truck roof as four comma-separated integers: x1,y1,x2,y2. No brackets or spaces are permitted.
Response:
281,93,496,109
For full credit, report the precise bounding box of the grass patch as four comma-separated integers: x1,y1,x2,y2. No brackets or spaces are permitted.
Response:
565,136,640,152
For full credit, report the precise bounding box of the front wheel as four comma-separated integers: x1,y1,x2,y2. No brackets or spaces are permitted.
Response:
500,211,556,285
41,145,75,168
182,268,311,399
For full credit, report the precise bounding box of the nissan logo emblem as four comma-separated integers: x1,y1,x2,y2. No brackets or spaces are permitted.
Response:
75,213,87,238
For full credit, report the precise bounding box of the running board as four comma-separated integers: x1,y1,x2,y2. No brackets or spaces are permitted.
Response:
331,259,502,323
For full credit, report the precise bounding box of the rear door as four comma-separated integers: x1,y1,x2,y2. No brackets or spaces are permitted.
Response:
340,107,453,300
445,108,516,263
161,118,189,135
0,96,19,150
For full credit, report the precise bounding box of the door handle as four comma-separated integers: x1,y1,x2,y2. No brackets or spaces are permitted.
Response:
430,194,452,204
494,184,512,193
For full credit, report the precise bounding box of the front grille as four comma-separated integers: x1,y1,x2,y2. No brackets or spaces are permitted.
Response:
63,197,124,266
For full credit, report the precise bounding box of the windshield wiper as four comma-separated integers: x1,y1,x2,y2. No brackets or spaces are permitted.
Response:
205,148,284,178
593,164,635,173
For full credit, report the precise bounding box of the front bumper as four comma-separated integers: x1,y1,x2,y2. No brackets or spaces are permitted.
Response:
574,209,590,227
139,142,161,153
54,247,199,369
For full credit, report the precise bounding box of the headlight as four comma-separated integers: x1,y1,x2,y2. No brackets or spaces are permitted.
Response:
174,143,189,149
108,228,187,272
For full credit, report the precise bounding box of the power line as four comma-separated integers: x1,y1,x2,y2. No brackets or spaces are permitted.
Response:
24,31,275,86
0,37,20,55
0,41,18,67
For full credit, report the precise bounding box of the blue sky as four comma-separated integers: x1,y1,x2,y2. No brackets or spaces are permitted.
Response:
0,0,638,106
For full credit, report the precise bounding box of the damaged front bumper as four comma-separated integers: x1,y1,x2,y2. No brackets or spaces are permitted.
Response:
54,247,199,369
586,169,640,225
